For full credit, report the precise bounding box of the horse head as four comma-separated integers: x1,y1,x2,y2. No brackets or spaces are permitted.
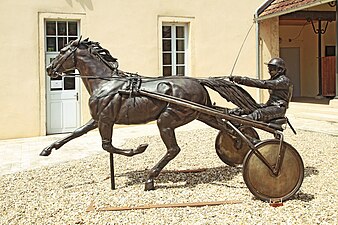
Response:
46,36,82,78
46,37,119,78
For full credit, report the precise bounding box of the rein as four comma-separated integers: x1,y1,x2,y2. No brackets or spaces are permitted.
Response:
56,72,117,79
54,71,142,80
52,40,234,80
56,72,233,81
56,71,231,82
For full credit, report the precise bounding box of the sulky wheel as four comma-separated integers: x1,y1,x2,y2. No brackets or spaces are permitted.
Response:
242,139,304,202
215,126,259,166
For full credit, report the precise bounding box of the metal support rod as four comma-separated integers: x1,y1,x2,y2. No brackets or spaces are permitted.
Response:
273,134,285,175
110,153,115,190
226,121,256,150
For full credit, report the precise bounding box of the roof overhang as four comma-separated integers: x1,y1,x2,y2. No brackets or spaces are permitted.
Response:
255,0,335,21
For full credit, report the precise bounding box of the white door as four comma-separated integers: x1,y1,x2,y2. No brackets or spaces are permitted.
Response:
46,54,80,134
280,48,301,97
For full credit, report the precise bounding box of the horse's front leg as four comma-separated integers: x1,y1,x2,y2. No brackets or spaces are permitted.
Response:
40,119,98,156
99,121,148,156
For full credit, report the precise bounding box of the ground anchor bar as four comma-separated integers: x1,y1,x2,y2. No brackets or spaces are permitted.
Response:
110,153,115,190
87,200,242,212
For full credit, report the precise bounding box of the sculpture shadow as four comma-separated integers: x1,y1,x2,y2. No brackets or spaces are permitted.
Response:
118,166,242,189
287,166,319,202
290,191,315,202
304,166,319,177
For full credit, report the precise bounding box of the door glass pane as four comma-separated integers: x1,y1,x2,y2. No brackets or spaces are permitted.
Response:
68,22,78,36
162,40,171,51
47,37,56,52
163,53,172,65
176,40,184,51
176,26,184,38
162,26,171,38
325,46,335,56
46,21,56,35
176,66,185,76
176,53,185,64
58,37,68,51
163,66,172,76
57,21,67,35
64,77,76,90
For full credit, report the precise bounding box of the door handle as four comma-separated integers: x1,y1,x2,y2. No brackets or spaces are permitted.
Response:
75,92,79,101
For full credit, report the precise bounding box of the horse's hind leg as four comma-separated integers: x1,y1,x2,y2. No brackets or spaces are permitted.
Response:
145,111,195,191
40,119,98,156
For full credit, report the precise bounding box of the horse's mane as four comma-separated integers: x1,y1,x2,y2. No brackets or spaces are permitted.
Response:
80,39,120,72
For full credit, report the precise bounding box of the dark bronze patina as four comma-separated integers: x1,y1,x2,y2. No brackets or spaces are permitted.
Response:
41,38,304,202
229,57,293,122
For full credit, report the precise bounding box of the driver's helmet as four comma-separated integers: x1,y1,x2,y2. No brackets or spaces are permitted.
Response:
265,57,286,71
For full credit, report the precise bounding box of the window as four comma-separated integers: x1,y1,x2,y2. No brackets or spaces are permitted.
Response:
162,24,188,76
45,20,79,52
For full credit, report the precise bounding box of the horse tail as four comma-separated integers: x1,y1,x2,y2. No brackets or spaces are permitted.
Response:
198,78,260,113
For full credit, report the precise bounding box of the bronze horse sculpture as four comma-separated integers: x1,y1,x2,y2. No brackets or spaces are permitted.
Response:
40,37,257,191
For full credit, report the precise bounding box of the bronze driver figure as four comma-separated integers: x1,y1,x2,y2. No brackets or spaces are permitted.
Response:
229,57,293,122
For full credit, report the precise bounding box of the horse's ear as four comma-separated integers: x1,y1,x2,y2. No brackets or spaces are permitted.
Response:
71,36,82,47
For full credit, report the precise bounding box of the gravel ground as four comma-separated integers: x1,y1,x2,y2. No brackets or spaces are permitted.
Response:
0,128,337,224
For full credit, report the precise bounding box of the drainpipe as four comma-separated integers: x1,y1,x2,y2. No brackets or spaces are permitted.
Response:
254,13,261,101
255,0,274,102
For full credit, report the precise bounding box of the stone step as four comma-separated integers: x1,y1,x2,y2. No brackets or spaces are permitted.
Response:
285,101,338,135
287,102,338,123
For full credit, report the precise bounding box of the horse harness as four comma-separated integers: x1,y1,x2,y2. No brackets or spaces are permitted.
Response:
125,76,142,96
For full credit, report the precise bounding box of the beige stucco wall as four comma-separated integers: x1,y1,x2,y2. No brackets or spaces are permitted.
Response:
0,0,263,139
259,17,280,102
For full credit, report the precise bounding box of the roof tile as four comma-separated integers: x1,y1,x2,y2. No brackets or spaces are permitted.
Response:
260,0,319,17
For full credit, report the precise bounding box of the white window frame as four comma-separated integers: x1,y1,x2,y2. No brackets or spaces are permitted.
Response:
45,20,80,53
158,16,194,77
162,23,189,76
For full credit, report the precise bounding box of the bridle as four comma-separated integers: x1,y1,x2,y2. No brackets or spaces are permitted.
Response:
52,45,78,77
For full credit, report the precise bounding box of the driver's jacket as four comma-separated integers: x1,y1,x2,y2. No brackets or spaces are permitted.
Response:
235,73,293,108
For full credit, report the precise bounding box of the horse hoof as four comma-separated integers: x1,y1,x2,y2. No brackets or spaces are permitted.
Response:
39,149,51,156
135,144,148,154
102,143,114,154
144,179,155,191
